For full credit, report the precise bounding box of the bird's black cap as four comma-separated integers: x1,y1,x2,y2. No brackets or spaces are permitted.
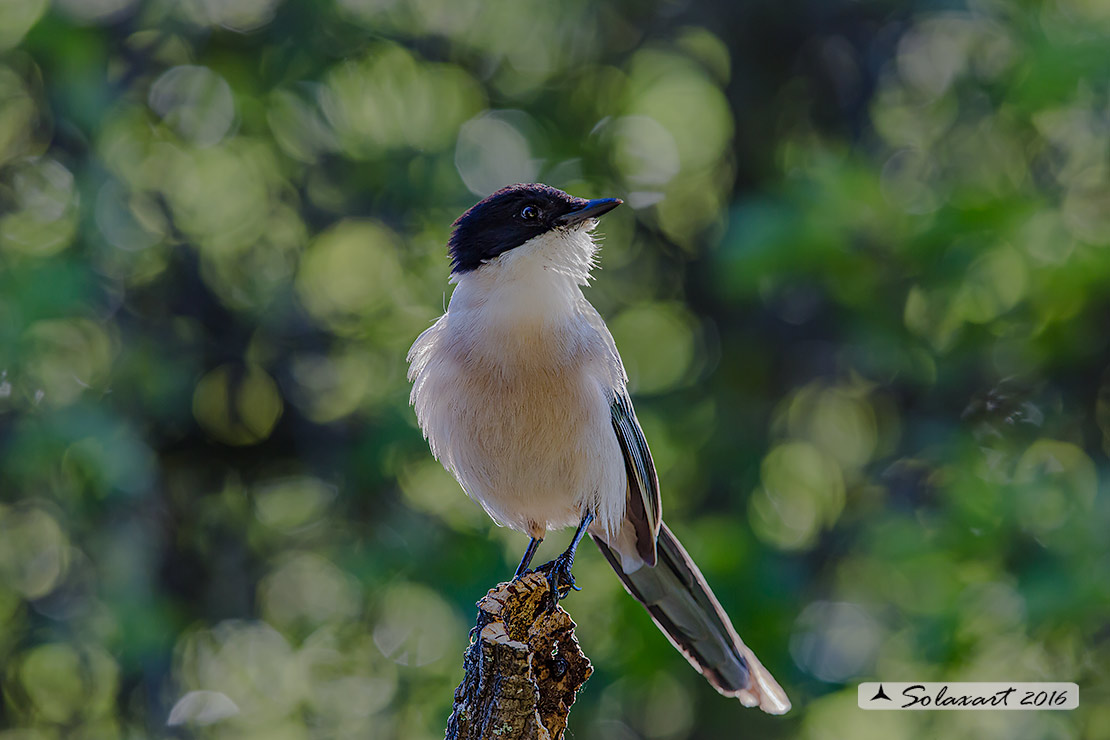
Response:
448,183,622,274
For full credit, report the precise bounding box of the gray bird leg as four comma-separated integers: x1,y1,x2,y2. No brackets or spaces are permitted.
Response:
514,536,544,578
540,511,595,600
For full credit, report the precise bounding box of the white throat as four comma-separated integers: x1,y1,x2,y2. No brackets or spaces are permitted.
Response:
447,225,599,325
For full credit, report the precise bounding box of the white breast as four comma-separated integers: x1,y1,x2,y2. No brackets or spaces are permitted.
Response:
407,228,629,540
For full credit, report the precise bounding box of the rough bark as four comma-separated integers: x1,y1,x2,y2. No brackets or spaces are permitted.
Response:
445,571,593,740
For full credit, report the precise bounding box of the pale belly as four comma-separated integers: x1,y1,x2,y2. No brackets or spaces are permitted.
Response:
410,318,628,539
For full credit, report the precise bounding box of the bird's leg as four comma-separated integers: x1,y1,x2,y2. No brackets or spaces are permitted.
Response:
539,511,595,601
514,536,543,579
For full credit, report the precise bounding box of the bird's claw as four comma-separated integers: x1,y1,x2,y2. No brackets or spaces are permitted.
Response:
536,552,580,604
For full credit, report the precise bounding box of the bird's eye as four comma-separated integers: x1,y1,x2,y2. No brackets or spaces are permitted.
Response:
521,205,539,220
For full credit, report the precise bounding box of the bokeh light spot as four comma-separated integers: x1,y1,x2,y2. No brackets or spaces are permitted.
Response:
296,219,402,333
259,552,361,632
372,583,461,667
455,111,539,197
399,459,487,531
320,45,483,159
11,643,118,725
0,66,38,165
639,671,694,738
253,476,336,532
0,505,70,600
610,115,680,188
177,0,282,32
953,247,1027,324
176,621,301,726
301,628,398,722
149,66,236,147
288,348,384,423
791,601,882,682
192,364,284,446
786,384,878,471
54,0,137,24
624,50,733,172
880,148,940,214
1014,439,1096,536
801,690,912,740
0,0,46,51
16,644,84,723
609,303,699,394
166,690,240,727
750,442,844,550
0,158,79,257
24,318,115,407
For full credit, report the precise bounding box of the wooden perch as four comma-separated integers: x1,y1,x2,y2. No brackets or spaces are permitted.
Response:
446,571,593,740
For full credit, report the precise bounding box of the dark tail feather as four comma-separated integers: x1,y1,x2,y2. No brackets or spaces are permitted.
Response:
593,522,791,714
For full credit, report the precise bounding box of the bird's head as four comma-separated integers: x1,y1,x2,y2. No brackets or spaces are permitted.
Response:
448,183,622,275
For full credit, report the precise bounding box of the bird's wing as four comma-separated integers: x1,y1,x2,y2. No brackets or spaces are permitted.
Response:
610,392,662,565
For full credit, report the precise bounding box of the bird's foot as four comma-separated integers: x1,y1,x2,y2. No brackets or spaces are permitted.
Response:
536,550,580,604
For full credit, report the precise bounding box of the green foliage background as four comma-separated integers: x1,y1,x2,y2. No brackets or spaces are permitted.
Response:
1,0,1108,737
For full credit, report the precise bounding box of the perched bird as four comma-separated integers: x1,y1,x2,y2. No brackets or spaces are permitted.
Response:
407,183,790,714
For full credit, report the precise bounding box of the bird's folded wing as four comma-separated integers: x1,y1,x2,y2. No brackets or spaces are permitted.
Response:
610,392,662,565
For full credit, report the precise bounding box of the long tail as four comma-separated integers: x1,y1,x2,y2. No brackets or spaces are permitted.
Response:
592,522,791,714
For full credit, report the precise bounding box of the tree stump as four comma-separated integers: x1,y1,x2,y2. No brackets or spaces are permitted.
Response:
445,571,593,740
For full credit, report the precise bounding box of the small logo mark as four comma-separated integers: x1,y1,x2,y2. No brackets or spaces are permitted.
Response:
871,684,892,701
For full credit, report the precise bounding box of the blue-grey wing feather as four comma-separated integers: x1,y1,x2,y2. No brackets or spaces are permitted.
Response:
610,392,662,565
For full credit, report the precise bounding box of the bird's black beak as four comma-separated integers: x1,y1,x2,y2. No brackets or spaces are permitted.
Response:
555,197,623,227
